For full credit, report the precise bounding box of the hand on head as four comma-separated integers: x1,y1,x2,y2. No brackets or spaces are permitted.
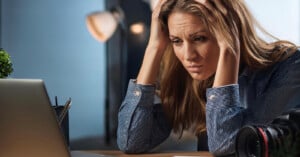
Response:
148,0,170,55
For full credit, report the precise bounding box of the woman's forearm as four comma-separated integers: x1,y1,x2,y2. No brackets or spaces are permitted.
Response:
136,0,169,85
117,80,172,153
136,45,165,85
213,48,239,87
206,85,244,156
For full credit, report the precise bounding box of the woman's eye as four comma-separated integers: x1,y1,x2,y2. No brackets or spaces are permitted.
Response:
194,36,207,42
170,38,182,45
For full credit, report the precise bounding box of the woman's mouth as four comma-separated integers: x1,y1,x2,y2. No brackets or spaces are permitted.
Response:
187,65,203,73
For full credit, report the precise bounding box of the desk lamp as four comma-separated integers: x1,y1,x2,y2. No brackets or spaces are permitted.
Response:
86,6,124,42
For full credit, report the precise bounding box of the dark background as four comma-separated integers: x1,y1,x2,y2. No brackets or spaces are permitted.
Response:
105,0,151,148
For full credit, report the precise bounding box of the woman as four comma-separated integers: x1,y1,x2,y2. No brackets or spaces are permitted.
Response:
117,0,300,156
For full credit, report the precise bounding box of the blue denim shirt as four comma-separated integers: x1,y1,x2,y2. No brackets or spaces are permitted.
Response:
117,50,300,156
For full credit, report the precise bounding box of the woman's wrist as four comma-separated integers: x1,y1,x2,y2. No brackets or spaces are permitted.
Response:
213,49,240,87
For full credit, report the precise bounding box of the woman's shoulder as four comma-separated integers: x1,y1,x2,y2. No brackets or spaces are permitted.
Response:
239,49,300,92
279,48,300,66
268,49,300,79
266,48,300,86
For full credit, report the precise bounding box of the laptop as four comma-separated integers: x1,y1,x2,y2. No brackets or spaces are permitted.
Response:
0,79,113,157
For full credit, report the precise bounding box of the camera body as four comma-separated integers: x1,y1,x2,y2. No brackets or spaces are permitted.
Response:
235,109,300,157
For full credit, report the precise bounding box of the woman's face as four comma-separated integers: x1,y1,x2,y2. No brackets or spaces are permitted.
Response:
168,11,220,81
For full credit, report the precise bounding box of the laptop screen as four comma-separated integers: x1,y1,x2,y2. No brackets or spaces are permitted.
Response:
0,79,70,157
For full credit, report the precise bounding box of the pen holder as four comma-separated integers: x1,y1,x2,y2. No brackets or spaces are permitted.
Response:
53,106,70,146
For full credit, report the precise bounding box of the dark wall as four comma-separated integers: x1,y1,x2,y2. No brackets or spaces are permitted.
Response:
107,0,151,92
121,0,151,81
105,0,151,145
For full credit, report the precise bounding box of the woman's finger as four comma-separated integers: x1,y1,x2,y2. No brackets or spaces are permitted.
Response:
153,0,168,12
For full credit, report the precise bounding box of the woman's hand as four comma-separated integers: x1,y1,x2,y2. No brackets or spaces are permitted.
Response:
136,0,169,84
213,28,240,87
147,0,170,54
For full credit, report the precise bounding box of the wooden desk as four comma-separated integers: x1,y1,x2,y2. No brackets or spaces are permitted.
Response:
88,150,213,157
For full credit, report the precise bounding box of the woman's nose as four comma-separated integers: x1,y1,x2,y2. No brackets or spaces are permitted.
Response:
184,43,197,61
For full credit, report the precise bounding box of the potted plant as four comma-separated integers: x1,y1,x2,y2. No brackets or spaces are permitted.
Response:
0,48,14,78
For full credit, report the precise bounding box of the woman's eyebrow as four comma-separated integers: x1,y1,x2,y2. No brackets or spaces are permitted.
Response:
189,29,207,37
169,29,207,39
169,35,177,39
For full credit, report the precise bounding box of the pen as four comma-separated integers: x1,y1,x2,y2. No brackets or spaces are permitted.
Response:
58,97,72,125
55,96,58,107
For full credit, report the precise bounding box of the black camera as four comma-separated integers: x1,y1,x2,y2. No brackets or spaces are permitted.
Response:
235,109,300,157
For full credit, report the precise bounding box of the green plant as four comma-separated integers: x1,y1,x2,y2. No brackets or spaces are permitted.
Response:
0,48,14,78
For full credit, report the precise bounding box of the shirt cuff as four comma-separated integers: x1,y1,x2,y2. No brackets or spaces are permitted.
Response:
206,84,241,110
124,79,156,107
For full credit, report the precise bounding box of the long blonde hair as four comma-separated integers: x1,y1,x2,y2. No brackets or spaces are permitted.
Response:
158,0,298,136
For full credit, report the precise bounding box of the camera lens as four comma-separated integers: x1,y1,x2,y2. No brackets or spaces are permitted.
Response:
236,118,299,157
236,126,265,157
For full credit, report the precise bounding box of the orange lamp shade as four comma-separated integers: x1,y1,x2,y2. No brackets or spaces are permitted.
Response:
86,11,118,42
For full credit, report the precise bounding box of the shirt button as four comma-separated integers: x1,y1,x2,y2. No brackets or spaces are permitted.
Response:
134,90,141,96
208,95,216,100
